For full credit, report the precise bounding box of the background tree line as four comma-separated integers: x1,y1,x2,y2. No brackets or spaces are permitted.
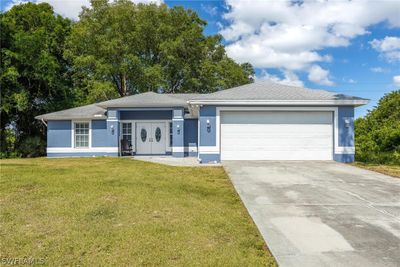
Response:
355,90,400,165
0,0,254,157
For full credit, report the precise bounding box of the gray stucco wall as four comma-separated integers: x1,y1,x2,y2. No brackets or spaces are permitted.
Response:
47,120,71,147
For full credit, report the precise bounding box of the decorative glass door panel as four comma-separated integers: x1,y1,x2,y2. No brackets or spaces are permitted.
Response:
136,122,165,154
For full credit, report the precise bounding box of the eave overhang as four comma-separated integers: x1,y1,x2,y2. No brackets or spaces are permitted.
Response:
187,99,369,107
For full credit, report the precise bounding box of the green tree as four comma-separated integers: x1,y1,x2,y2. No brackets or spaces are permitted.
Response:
0,3,73,157
66,0,253,102
355,90,400,164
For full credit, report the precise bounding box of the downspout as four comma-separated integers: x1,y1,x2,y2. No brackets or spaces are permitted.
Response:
41,118,47,127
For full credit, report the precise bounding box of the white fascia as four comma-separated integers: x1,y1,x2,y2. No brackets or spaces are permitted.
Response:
188,99,369,107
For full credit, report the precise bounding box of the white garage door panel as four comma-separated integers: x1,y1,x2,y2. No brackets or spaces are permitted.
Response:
220,111,333,160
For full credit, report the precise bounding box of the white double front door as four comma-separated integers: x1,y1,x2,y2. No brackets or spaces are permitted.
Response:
136,122,166,155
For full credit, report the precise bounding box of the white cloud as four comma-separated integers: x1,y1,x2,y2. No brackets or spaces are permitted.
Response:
4,0,29,10
5,0,163,20
257,69,304,87
308,65,334,86
40,0,90,20
370,67,386,73
201,4,218,16
394,75,400,87
347,79,357,84
221,0,400,84
370,36,400,62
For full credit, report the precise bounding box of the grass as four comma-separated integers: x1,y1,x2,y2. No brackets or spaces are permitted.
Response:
352,162,400,178
0,158,276,266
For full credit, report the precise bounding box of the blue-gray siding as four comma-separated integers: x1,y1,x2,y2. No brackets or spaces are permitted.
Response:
184,119,198,156
106,109,120,148
184,119,198,147
92,120,116,147
338,106,354,147
47,120,71,147
200,154,220,163
198,106,218,163
199,106,216,146
334,154,355,163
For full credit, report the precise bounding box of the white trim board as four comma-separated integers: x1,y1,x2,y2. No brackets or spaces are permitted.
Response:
48,147,118,153
189,99,368,107
172,147,198,153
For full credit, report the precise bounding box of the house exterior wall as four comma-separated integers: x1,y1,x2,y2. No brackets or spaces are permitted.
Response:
172,108,184,157
120,110,172,120
197,105,356,163
334,106,355,162
106,109,120,151
198,106,219,163
184,119,198,156
45,105,355,162
46,117,119,157
338,106,354,147
92,120,116,147
47,120,71,147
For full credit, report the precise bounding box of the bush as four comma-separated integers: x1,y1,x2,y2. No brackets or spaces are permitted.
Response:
355,90,400,165
17,136,46,158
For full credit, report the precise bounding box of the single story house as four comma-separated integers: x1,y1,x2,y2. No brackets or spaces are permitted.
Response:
35,81,368,163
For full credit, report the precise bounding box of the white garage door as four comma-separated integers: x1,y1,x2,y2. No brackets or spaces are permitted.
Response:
220,111,333,160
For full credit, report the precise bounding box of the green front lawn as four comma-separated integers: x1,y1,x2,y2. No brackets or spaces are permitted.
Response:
352,162,400,178
0,158,276,266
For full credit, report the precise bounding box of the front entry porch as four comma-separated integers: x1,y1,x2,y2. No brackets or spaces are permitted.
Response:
120,120,172,156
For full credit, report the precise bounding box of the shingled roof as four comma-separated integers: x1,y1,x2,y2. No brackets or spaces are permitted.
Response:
96,92,192,108
36,82,368,120
188,81,367,102
35,104,106,120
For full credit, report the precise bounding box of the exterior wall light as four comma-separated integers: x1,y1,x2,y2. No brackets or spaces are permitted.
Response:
344,119,351,128
110,124,115,135
177,124,181,135
206,119,211,133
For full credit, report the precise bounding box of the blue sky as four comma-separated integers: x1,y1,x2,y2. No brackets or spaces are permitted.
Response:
2,0,400,118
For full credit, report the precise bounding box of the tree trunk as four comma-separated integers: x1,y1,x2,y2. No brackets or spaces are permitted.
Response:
120,74,127,96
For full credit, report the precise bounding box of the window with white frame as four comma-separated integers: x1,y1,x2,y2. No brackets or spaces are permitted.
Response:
74,122,89,148
169,122,173,147
122,123,132,146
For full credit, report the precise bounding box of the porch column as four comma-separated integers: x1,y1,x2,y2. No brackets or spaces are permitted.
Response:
106,109,120,156
172,108,184,157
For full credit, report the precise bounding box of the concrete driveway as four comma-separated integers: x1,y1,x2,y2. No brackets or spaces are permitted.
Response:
223,161,400,267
